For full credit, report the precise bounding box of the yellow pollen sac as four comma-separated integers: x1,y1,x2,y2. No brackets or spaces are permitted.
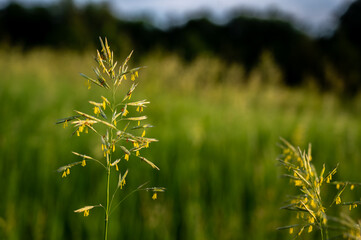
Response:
336,184,340,189
289,228,293,234
326,177,331,183
351,185,355,190
294,180,302,186
81,159,86,167
87,80,91,89
76,130,80,136
114,119,117,126
62,171,67,178
124,154,129,161
123,109,129,116
94,106,100,115
115,164,119,171
123,74,127,80
131,74,135,81
102,101,106,110
308,225,313,233
336,196,341,205
63,120,68,128
349,205,352,211
142,130,146,137
135,71,139,78
79,125,84,133
319,177,323,185
84,210,89,217
138,121,140,126
112,144,115,152
146,142,149,148
120,178,126,189
66,168,70,175
136,106,140,112
152,193,157,200
136,151,140,156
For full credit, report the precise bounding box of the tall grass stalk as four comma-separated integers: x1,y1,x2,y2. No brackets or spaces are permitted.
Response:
277,138,361,239
56,37,164,240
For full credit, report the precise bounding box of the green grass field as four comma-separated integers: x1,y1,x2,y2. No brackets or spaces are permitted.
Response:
1,48,361,240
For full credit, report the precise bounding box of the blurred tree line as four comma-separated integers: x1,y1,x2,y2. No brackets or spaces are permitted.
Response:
0,0,361,94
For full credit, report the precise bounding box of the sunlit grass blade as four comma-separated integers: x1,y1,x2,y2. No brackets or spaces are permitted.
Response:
138,156,160,170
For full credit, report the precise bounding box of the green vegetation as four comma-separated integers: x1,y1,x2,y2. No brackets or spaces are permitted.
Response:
1,47,361,240
2,0,361,94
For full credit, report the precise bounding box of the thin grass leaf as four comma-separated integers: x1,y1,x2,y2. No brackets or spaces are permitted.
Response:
131,124,154,130
142,137,159,142
122,83,138,102
56,115,80,124
111,158,121,166
122,116,147,121
118,169,128,188
121,50,134,72
99,37,108,60
341,201,361,206
109,61,117,73
72,152,96,160
294,170,312,187
145,187,166,192
74,205,95,213
74,110,117,130
277,224,301,231
300,201,317,223
279,137,297,153
136,181,149,189
331,184,348,206
57,161,82,172
80,73,104,88
127,100,150,106
93,67,110,89
324,164,339,183
120,146,131,155
138,156,160,170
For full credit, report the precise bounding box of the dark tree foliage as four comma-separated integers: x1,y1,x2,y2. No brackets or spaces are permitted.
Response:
0,0,361,94
318,0,361,94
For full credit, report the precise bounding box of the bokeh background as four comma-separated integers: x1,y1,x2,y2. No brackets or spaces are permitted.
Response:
1,0,361,239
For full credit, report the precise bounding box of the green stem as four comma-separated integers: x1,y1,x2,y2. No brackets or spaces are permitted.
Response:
320,218,328,240
104,153,111,240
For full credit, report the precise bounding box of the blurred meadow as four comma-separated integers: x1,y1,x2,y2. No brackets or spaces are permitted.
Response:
1,1,361,240
1,47,361,240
